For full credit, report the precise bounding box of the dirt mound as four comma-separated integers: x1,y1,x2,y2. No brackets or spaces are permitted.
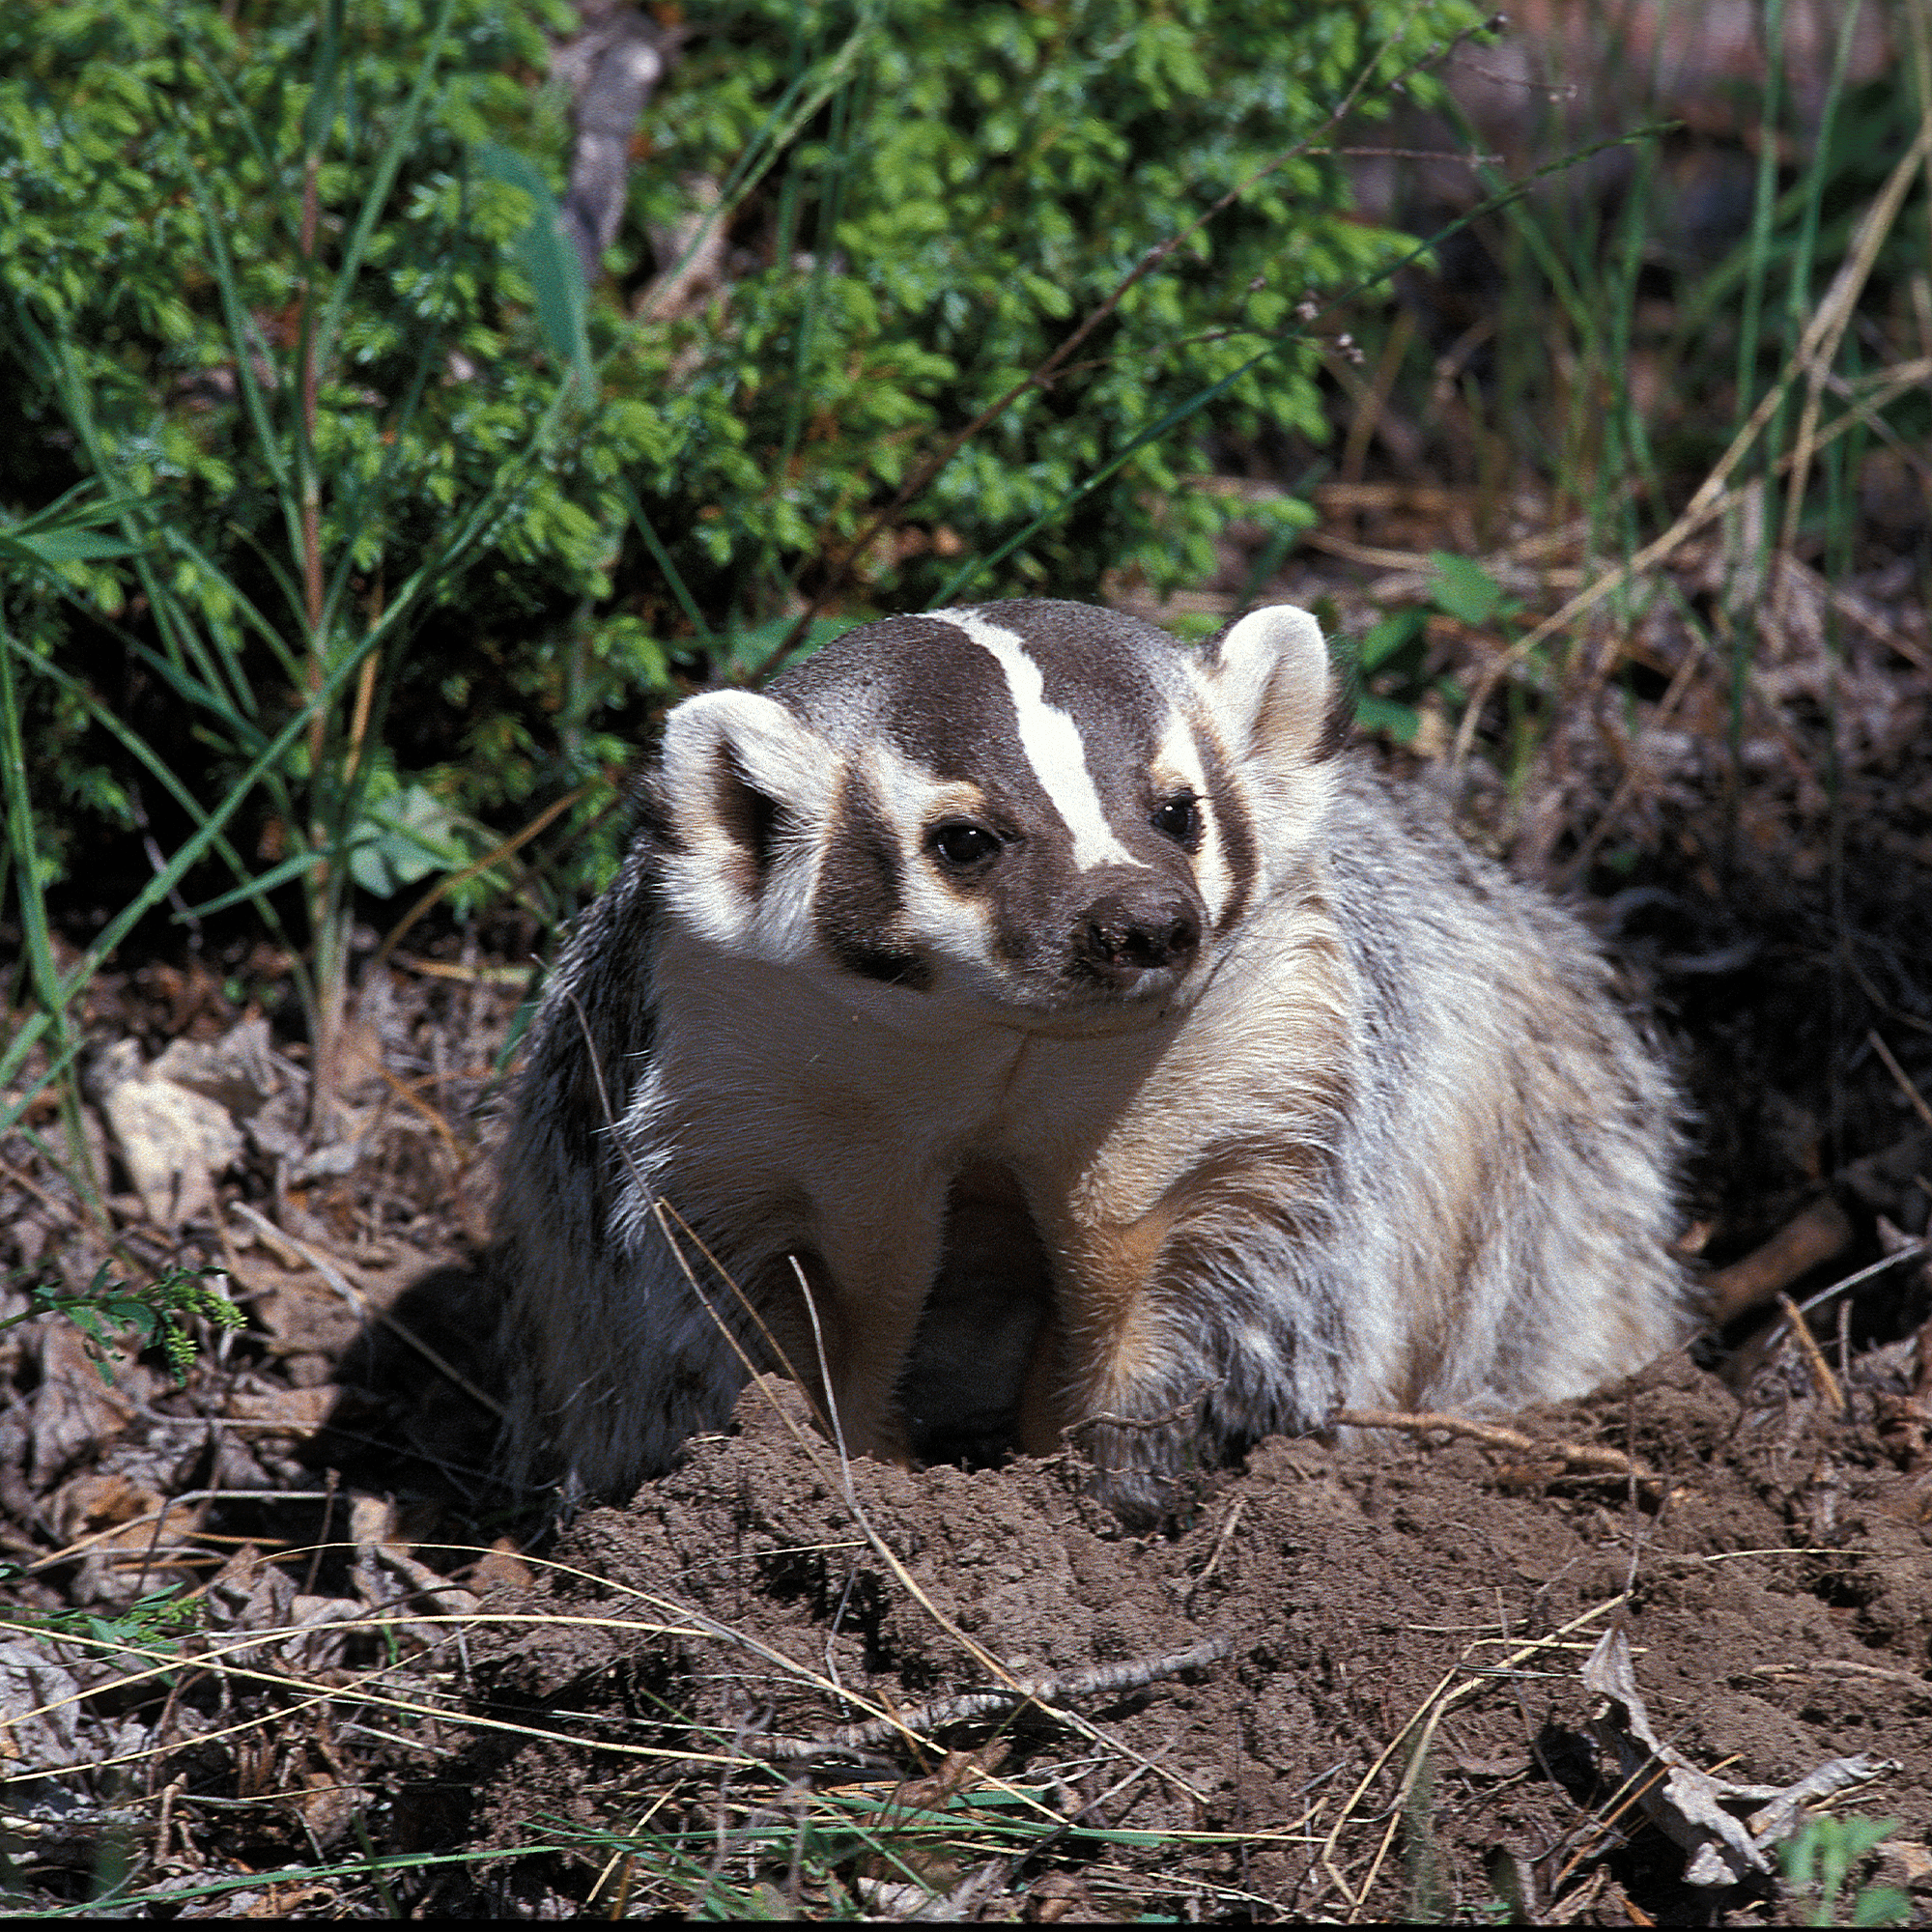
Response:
462,1346,1932,1921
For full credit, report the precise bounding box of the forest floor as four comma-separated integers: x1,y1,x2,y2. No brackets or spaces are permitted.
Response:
3,467,1931,1920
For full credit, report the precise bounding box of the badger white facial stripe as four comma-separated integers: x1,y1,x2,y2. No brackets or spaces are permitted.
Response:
939,610,1143,872
1154,710,1230,929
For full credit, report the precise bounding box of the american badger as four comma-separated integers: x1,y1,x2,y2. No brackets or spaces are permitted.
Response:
495,600,1693,1521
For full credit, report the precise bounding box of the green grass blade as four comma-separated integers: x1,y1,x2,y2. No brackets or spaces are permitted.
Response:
618,479,712,643
475,142,593,392
175,848,327,919
0,488,142,568
2,626,304,952
633,1,884,356
47,625,389,1008
0,611,101,1203
13,310,258,721
169,111,301,569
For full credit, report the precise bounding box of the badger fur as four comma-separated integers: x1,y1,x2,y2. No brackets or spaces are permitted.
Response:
494,599,1695,1522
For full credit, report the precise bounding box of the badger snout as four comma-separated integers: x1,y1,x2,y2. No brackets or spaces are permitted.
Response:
1073,873,1204,985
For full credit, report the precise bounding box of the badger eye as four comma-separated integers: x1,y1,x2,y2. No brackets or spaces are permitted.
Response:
930,821,1002,868
1152,794,1203,848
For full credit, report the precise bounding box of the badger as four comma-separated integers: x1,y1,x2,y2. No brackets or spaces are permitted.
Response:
493,599,1695,1522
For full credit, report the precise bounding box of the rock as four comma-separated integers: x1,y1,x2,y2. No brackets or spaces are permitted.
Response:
100,1069,243,1227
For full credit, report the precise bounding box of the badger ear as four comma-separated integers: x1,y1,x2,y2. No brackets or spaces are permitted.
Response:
656,689,835,876
1201,605,1336,770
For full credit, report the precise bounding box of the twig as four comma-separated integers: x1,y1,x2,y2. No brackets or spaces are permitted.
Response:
1331,1408,1670,1495
1704,1198,1855,1325
1064,1387,1214,1435
749,1637,1231,1761
1752,1659,1932,1697
1867,1030,1932,1134
1184,1498,1247,1616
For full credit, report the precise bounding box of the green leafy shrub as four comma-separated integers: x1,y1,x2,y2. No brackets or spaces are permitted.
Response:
626,0,1482,620
0,0,1480,969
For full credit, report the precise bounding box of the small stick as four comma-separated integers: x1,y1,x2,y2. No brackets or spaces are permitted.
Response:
1332,1408,1669,1493
1184,1498,1247,1616
1064,1387,1214,1436
1752,1659,1932,1695
1776,1293,1846,1415
1704,1199,1855,1324
749,1636,1231,1761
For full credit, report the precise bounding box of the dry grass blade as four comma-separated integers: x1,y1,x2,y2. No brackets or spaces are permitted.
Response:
1315,1594,1628,1918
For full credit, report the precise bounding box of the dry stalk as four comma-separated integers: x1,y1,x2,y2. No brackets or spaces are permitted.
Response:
1556,642,1702,888
639,1210,1218,1812
21,1488,336,1576
1183,1497,1247,1616
1450,115,1932,773
1,1606,754,1782
370,1061,466,1167
1776,1293,1847,1415
1868,1030,1932,1133
1547,1754,1677,1893
369,781,591,974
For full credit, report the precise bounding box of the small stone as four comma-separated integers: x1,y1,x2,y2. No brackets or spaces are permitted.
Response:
101,1072,243,1226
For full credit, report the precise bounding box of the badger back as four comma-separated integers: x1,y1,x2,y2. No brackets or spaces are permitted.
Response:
647,599,1343,1019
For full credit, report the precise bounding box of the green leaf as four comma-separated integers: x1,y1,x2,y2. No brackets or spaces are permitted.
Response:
0,526,140,566
1356,610,1425,673
1428,552,1510,627
1851,1886,1912,1927
1353,696,1420,743
474,141,593,393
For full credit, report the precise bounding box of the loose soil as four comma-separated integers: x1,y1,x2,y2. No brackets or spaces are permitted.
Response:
459,1346,1932,1922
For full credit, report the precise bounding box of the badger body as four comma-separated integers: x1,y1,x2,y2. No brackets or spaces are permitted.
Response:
495,600,1694,1520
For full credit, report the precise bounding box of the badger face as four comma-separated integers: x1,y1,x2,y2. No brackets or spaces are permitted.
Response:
650,600,1337,1031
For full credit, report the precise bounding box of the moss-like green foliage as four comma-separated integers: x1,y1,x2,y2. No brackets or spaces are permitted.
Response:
0,0,1477,908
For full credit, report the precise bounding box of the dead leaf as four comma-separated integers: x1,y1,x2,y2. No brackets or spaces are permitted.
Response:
30,1323,138,1482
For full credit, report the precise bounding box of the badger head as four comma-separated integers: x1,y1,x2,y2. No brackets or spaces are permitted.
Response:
649,600,1339,1030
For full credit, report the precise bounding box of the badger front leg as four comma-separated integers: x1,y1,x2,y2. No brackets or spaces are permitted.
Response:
1036,1195,1346,1525
771,1194,951,1467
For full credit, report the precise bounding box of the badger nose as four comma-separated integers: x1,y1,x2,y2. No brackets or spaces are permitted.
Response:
1077,881,1202,978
